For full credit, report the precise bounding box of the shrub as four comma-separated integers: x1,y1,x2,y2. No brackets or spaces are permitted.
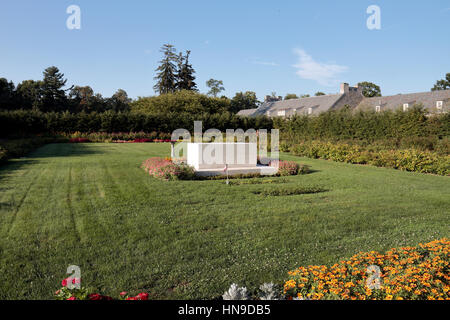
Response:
252,186,328,196
274,107,449,143
291,141,450,176
276,160,300,176
284,238,450,300
0,109,273,137
141,157,195,181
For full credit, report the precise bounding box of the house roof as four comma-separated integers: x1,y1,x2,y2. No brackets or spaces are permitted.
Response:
357,90,450,111
236,108,258,116
244,93,344,117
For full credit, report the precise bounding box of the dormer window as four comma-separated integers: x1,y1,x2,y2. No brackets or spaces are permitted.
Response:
307,107,313,115
375,106,381,112
436,101,443,110
403,103,409,111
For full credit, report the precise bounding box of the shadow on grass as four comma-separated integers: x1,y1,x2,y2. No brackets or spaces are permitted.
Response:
0,201,13,210
0,159,39,182
28,143,106,159
0,144,106,180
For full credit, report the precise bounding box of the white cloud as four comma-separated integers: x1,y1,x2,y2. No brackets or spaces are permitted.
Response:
292,49,348,86
251,60,279,66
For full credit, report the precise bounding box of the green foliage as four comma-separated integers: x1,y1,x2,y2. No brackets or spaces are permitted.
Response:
131,90,230,115
276,160,301,176
275,106,449,143
230,91,259,113
0,137,65,164
0,109,273,137
284,94,299,100
315,92,326,96
41,66,68,112
357,81,382,97
153,44,178,94
16,80,42,110
291,141,450,176
1,68,131,113
176,50,197,91
431,73,450,91
0,78,18,109
206,79,225,97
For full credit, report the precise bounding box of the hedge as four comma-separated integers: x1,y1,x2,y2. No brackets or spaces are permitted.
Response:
0,109,273,137
274,107,450,143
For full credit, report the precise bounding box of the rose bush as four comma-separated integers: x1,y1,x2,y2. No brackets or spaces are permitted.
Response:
142,157,195,180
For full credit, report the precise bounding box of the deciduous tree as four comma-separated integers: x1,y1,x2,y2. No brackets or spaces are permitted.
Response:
357,81,381,97
206,79,225,97
284,94,299,100
230,91,259,113
431,73,450,91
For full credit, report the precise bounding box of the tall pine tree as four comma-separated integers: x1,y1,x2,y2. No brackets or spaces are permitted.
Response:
176,50,197,91
153,44,178,94
41,66,68,112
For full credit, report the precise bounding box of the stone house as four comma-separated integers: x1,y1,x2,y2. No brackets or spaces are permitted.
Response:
237,83,450,117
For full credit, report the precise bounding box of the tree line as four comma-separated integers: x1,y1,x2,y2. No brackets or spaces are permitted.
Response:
1,41,448,116
0,66,131,113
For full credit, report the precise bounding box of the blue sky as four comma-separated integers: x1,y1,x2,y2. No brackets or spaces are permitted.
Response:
0,0,449,100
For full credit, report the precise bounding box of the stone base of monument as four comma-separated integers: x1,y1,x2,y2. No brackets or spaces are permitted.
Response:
186,142,278,177
194,165,278,177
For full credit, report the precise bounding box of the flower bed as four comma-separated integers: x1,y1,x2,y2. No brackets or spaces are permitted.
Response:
55,277,149,300
141,157,195,180
69,137,90,143
284,238,449,300
291,141,450,176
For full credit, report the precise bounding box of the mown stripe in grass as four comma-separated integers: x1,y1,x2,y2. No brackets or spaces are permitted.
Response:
252,186,328,197
226,178,288,186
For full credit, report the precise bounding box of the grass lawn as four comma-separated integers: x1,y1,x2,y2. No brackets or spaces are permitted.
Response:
0,143,448,299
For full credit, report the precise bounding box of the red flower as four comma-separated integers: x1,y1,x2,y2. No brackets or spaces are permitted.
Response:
88,293,102,300
136,292,149,300
61,277,80,287
120,291,127,296
88,293,113,300
67,296,76,300
126,297,137,300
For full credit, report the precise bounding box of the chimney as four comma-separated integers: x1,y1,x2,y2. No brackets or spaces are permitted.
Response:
340,83,349,94
355,84,363,94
